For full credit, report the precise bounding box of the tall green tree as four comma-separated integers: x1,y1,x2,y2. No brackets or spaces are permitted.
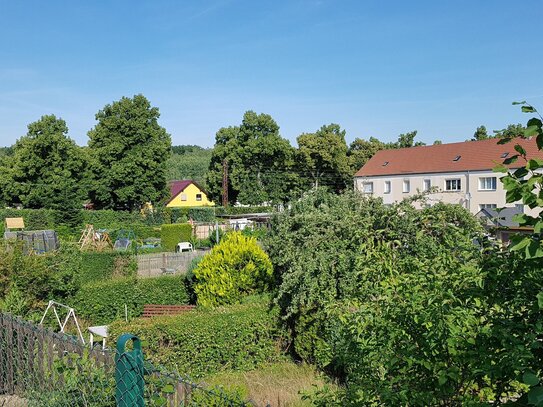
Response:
297,124,352,192
393,130,425,148
348,136,387,173
87,94,172,210
472,125,490,140
206,111,299,205
3,115,87,210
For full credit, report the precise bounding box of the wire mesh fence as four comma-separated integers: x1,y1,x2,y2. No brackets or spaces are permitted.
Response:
0,313,251,406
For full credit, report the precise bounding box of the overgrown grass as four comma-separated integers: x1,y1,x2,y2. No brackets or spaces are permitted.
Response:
202,362,333,407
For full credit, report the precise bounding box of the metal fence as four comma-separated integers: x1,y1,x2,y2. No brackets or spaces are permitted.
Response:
136,251,208,278
0,313,251,406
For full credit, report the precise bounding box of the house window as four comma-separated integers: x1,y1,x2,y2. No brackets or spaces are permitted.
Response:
479,177,497,191
445,179,461,191
362,182,373,194
423,179,431,192
384,181,391,194
479,204,497,210
180,193,187,201
196,193,202,201
403,180,410,193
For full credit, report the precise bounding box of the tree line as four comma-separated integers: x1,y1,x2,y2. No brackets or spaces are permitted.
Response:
0,93,526,211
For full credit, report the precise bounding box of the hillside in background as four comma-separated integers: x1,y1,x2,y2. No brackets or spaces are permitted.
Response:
166,145,212,186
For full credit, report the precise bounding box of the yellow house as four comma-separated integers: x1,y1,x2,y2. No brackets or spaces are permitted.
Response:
166,180,215,208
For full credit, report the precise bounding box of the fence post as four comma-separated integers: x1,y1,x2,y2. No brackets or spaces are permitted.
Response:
115,333,145,407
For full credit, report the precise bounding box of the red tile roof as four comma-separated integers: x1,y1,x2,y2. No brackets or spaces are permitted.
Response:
355,137,543,177
169,180,193,197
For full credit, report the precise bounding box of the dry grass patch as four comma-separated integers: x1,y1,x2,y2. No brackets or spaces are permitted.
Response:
202,361,332,407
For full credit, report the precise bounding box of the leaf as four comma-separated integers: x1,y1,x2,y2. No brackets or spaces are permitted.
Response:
537,292,543,310
524,371,540,386
493,164,508,173
161,384,175,393
503,155,519,165
509,237,530,252
528,385,543,405
527,159,543,170
515,144,527,156
525,125,541,138
512,101,527,105
522,105,536,113
526,241,543,259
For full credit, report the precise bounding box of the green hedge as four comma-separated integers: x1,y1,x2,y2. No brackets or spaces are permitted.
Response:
188,207,215,222
215,206,273,216
160,223,192,251
79,252,136,285
109,299,281,378
0,209,58,235
72,276,189,324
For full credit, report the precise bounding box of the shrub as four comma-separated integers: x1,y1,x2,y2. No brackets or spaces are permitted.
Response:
188,207,215,222
72,275,189,325
193,232,273,307
79,252,135,285
0,241,80,318
109,299,282,378
160,223,192,251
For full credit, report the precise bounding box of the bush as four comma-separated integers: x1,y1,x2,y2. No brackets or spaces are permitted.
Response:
193,232,273,307
0,241,80,319
0,208,58,235
160,223,192,251
109,299,282,378
72,275,189,325
79,252,135,285
188,207,215,222
266,190,514,405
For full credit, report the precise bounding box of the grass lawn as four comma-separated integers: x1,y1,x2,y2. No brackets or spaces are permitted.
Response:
202,361,332,407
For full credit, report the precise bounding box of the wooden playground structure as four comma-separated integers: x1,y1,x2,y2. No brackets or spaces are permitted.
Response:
78,224,113,251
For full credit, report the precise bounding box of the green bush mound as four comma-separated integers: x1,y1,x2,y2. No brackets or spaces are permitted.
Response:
193,232,273,307
109,299,282,378
160,223,192,251
72,276,189,325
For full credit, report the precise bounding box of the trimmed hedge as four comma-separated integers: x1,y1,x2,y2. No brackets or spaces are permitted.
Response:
79,252,136,285
161,223,192,251
0,209,57,235
188,207,215,222
109,299,282,378
72,276,189,325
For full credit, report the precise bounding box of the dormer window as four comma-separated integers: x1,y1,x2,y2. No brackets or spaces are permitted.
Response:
382,161,389,166
501,152,509,158
453,155,461,161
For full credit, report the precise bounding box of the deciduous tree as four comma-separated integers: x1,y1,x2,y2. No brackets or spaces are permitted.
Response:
5,115,87,211
206,111,299,205
87,94,171,210
297,124,352,192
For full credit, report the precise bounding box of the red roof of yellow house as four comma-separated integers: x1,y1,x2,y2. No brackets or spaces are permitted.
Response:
355,137,543,177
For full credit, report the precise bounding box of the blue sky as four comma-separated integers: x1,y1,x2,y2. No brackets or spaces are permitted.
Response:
0,0,541,148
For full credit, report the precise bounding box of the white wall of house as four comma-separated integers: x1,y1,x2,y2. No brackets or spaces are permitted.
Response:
354,170,536,216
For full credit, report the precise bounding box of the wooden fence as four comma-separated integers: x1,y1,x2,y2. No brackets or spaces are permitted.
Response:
136,251,209,278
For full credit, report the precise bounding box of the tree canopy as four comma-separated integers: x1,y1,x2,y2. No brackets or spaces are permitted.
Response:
206,111,299,205
297,124,352,192
87,94,172,210
1,115,87,210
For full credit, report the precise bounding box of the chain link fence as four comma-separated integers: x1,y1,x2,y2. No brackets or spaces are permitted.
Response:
0,313,251,406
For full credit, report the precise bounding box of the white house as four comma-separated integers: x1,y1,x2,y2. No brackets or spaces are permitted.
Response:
354,137,542,216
